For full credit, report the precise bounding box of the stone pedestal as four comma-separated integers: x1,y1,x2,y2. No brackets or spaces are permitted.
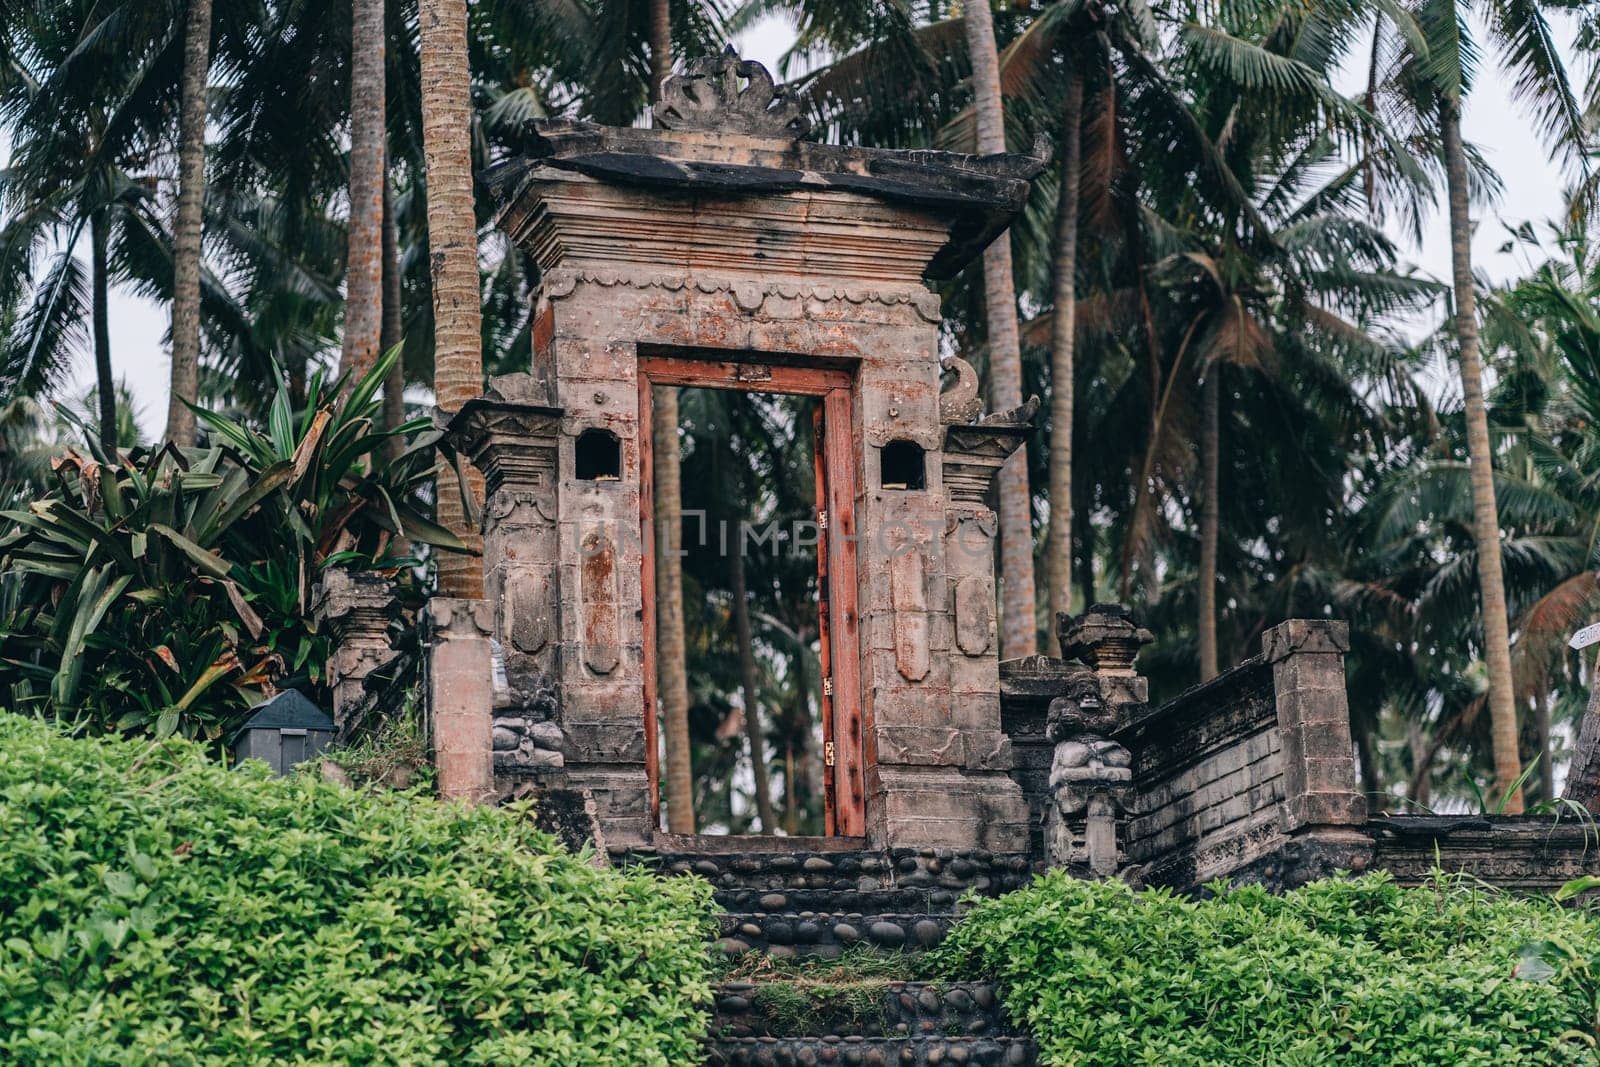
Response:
427,597,495,804
313,568,396,733
1262,619,1366,830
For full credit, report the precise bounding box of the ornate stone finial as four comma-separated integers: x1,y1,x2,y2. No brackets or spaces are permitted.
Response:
986,395,1040,428
939,356,983,424
652,46,811,139
1057,603,1154,676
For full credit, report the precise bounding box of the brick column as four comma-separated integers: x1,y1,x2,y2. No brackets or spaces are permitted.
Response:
427,597,495,803
1262,620,1366,829
313,568,396,732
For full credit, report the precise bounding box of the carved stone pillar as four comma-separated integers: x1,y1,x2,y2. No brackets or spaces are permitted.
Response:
896,357,1038,852
1058,604,1154,718
1040,605,1153,876
1261,620,1365,829
427,597,495,803
313,568,396,732
446,374,566,779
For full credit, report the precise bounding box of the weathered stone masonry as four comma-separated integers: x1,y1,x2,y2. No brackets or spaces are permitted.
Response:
432,48,1047,851
305,50,1600,900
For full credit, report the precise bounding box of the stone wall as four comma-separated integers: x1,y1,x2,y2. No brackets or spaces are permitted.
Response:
1113,656,1285,886
1371,815,1600,894
1093,620,1370,892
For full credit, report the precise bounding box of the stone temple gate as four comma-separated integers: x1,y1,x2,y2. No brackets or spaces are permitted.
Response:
317,52,1600,912
423,49,1049,851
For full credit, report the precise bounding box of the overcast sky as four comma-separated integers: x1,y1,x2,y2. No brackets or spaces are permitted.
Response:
27,11,1594,440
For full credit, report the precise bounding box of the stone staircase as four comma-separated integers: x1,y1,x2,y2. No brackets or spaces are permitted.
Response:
615,837,1038,1067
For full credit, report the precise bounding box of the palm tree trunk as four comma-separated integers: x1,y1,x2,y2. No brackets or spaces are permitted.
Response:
1568,666,1600,812
1533,686,1552,805
90,211,115,454
1198,366,1220,681
166,0,212,448
1354,715,1383,805
654,387,695,832
341,0,386,390
381,179,406,460
419,0,484,597
648,0,672,104
646,7,693,833
787,646,812,833
963,0,1037,658
729,507,777,833
1046,71,1083,653
1441,99,1522,813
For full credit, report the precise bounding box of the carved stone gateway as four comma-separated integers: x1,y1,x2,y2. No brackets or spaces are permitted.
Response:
433,51,1045,850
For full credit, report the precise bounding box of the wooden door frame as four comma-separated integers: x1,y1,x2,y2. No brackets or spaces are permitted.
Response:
637,352,865,837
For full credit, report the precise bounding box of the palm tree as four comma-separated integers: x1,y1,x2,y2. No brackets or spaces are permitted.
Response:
643,0,697,833
339,0,387,390
962,0,1037,658
166,0,213,447
0,2,180,451
1370,0,1589,812
418,0,484,598
1046,66,1083,647
655,383,697,832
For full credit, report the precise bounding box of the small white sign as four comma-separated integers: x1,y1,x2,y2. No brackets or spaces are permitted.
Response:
1570,622,1600,650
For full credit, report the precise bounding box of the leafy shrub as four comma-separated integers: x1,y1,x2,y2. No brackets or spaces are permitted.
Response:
0,712,714,1065
0,349,463,742
937,868,1600,1065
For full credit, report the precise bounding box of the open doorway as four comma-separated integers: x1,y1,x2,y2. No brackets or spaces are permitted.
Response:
639,355,863,838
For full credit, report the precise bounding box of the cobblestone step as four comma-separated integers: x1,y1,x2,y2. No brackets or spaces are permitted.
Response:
614,840,1033,900
712,980,1017,1040
704,1035,1036,1066
713,912,957,957
712,886,976,914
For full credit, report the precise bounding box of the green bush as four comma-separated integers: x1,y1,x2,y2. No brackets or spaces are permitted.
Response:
937,868,1600,1066
0,348,463,743
0,712,714,1065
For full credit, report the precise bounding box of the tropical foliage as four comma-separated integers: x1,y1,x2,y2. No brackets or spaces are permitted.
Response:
938,867,1600,1064
0,711,714,1065
0,349,461,742
1,0,1599,815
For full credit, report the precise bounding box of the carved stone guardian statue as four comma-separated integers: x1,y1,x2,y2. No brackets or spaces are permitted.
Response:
1044,668,1132,876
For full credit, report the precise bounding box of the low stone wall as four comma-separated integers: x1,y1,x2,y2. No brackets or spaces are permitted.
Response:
1113,656,1286,887
1371,815,1600,894
1101,620,1371,892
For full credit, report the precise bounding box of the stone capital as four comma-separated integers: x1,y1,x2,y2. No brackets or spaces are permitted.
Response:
444,383,564,500
941,400,1038,507
1262,619,1350,663
312,568,395,628
1057,604,1154,676
425,597,495,640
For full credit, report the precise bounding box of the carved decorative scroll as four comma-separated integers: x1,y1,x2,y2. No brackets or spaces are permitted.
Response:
939,356,983,425
890,543,930,682
503,568,553,655
580,529,620,675
653,46,810,139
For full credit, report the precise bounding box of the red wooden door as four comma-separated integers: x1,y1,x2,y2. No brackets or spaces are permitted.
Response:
637,353,864,837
